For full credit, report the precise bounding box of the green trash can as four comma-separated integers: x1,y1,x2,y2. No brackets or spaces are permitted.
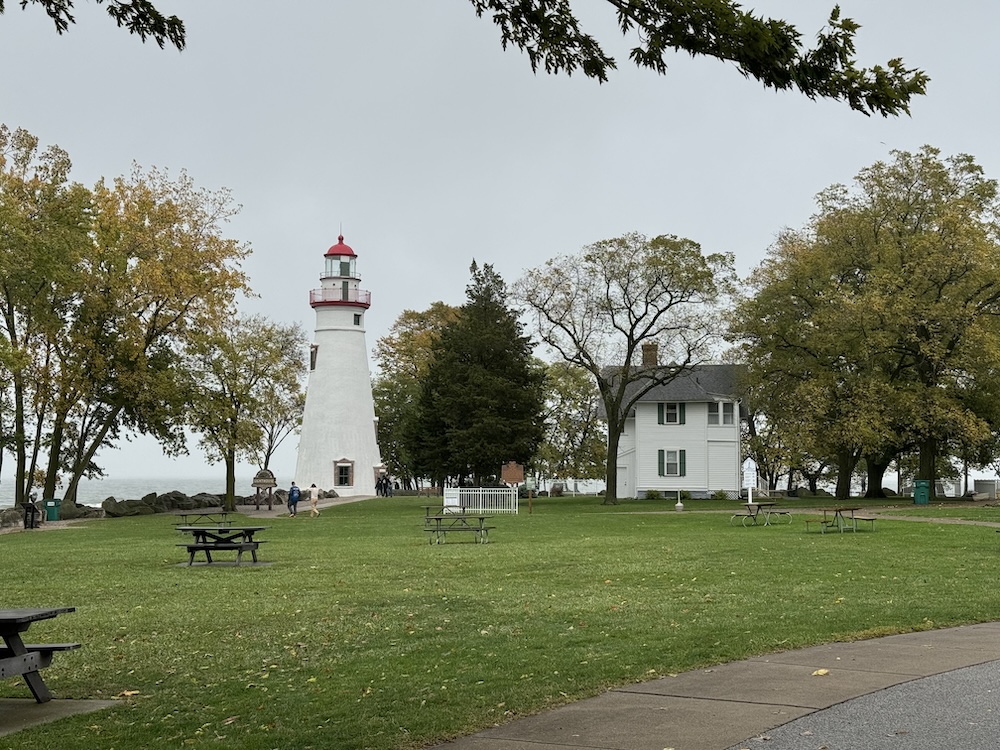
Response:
913,480,930,505
44,499,61,521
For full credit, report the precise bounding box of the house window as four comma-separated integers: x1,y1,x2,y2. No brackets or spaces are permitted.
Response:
336,462,353,487
657,403,685,425
708,402,735,425
658,449,686,476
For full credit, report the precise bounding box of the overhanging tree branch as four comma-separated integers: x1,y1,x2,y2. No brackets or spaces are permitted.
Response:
471,0,928,116
4,0,185,49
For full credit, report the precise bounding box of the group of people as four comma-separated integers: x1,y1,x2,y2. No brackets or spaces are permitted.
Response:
285,476,396,515
286,482,320,517
375,475,394,497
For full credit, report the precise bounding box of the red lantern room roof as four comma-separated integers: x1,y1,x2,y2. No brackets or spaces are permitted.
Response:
324,235,356,257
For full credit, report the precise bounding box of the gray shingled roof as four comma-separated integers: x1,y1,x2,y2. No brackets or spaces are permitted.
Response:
596,364,747,419
626,363,745,403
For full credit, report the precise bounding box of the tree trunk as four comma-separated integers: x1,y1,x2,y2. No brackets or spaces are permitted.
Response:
63,404,125,508
834,449,857,500
918,436,937,499
864,456,891,498
225,446,237,512
12,372,28,506
603,417,621,505
43,412,67,501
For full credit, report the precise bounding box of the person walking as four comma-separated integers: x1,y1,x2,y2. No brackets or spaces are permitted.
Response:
287,482,301,517
309,483,320,517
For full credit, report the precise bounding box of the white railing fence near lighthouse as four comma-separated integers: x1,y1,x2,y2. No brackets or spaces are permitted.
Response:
443,487,518,514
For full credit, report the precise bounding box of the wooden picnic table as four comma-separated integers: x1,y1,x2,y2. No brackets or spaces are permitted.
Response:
176,525,269,565
813,507,863,533
423,513,494,544
0,607,80,702
171,508,231,526
422,504,473,515
730,502,792,526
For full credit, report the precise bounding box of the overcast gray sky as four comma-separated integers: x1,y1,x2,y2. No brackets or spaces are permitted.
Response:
2,1,998,481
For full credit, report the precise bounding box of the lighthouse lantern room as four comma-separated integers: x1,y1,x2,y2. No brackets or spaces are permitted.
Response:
295,235,382,496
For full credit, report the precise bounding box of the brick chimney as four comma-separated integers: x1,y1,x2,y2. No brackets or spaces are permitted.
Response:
641,343,659,367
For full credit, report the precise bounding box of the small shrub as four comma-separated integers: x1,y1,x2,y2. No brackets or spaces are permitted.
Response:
645,489,662,500
711,490,730,501
679,490,692,502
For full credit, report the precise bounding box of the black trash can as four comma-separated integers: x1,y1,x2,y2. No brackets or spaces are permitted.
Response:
21,502,39,529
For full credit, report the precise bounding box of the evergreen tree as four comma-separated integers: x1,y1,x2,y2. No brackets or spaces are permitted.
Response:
411,262,545,485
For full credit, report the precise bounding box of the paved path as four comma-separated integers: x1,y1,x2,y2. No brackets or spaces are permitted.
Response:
239,494,371,518
434,622,1000,750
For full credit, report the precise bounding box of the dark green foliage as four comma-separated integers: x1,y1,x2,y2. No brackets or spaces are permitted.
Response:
411,262,545,484
471,0,927,116
3,0,185,49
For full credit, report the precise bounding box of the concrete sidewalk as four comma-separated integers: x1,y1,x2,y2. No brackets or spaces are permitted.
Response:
239,494,371,518
434,621,1000,750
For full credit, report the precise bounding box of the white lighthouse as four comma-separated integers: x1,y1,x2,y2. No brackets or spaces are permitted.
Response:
295,235,382,496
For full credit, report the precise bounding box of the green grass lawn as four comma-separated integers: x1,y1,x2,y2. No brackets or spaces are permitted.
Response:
2,495,999,749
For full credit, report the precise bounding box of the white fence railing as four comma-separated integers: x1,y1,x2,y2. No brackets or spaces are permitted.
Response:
443,487,518,514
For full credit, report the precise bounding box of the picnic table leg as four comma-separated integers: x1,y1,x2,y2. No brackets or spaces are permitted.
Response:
4,634,52,703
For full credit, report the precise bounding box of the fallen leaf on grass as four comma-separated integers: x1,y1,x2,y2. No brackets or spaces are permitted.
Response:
811,668,830,676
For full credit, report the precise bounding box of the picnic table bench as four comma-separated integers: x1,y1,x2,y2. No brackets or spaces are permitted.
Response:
0,607,80,702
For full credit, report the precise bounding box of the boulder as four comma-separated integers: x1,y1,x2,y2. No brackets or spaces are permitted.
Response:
59,502,104,520
0,507,24,528
100,489,238,517
191,492,223,507
101,497,157,517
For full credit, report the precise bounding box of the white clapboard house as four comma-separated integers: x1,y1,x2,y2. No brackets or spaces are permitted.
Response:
614,359,745,500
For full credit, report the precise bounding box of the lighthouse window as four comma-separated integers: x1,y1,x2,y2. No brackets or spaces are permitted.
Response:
309,344,318,371
336,463,353,487
354,314,361,326
340,260,351,277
